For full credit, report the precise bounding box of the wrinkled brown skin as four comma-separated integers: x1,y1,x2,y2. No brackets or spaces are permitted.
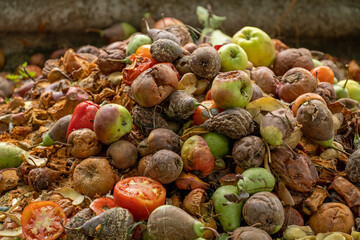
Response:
189,46,221,79
203,108,255,139
183,188,207,217
296,99,334,142
309,202,354,234
150,39,182,63
270,148,318,193
0,169,19,194
106,140,138,169
329,176,360,207
144,149,183,184
137,128,180,157
273,48,314,76
48,114,72,143
131,63,179,107
231,226,272,240
65,208,95,240
278,67,318,103
232,135,265,170
72,157,116,198
250,66,279,96
96,49,126,75
28,167,61,192
313,82,337,105
67,128,102,159
165,25,193,46
242,192,285,234
147,205,199,240
77,45,101,56
175,55,192,75
162,90,198,120
131,105,169,136
250,83,264,101
346,148,360,184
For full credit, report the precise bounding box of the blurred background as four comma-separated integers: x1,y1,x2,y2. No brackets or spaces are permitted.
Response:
1,0,360,71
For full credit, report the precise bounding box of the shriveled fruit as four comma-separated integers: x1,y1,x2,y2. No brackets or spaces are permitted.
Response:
67,128,102,158
309,202,354,234
202,107,255,139
28,167,61,192
150,39,182,63
278,67,318,103
131,63,179,107
189,46,221,79
231,226,272,240
242,192,284,234
250,66,279,96
313,82,337,105
232,135,265,169
137,128,180,157
131,105,169,136
106,140,138,169
72,157,116,198
345,148,360,184
273,48,314,76
260,109,300,148
296,99,334,146
144,149,183,184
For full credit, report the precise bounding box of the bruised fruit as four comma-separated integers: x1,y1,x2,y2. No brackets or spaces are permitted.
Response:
291,92,327,116
296,99,334,146
346,148,360,184
72,157,116,198
270,148,318,193
106,140,138,169
96,49,126,75
273,48,314,76
144,149,183,184
131,105,169,136
137,128,180,157
260,109,299,148
232,135,265,169
231,227,272,240
181,135,214,178
211,70,253,109
189,46,221,79
28,167,61,192
67,128,102,158
203,107,254,139
93,103,132,145
242,192,284,234
278,67,318,103
150,39,182,63
250,66,279,96
131,63,179,107
309,202,354,234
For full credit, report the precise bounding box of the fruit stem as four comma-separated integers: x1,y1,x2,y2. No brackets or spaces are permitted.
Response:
196,102,213,118
343,64,350,89
284,142,298,159
201,226,220,238
142,18,150,32
329,144,350,156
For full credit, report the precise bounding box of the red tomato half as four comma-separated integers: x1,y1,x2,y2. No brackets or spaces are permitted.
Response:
89,197,116,215
193,100,223,125
114,176,166,220
21,201,67,240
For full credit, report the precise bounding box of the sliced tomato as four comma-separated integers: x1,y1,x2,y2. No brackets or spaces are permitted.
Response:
122,55,157,86
89,197,116,215
21,201,67,240
193,100,223,125
113,176,166,220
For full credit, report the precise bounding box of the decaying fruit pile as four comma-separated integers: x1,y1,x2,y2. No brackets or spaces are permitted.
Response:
1,5,360,240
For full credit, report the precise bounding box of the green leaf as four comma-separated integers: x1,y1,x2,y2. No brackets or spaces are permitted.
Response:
21,61,28,67
196,5,226,29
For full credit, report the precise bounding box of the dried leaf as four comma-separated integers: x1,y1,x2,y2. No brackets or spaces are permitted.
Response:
57,187,85,205
181,126,209,141
21,152,47,167
0,227,22,237
278,181,295,206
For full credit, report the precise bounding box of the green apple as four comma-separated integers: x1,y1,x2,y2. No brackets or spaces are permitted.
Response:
232,26,275,67
94,103,133,144
336,79,360,102
218,43,248,72
211,70,253,109
312,59,323,67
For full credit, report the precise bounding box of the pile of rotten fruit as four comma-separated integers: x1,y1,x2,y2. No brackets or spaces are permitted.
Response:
2,6,360,240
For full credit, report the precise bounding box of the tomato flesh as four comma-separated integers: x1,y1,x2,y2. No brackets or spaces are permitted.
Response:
89,197,116,215
21,201,67,240
114,177,166,220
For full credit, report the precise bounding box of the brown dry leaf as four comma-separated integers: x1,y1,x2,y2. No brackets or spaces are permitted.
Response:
181,126,209,141
329,176,360,208
349,60,360,83
183,188,207,217
278,181,295,206
29,108,50,126
111,84,136,111
93,88,116,104
311,155,346,184
61,49,97,81
177,73,197,95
